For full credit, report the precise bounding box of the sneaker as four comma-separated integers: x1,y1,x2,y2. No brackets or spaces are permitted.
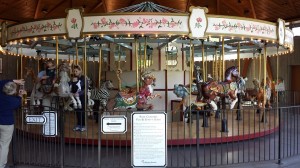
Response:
73,125,81,131
80,127,86,132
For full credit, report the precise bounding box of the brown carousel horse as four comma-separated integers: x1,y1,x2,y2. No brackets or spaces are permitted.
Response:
24,67,44,106
244,77,273,108
201,66,241,111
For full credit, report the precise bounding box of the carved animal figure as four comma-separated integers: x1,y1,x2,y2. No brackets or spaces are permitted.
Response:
201,66,241,111
90,80,114,111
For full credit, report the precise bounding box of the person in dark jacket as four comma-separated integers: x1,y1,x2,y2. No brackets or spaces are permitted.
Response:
72,65,87,132
0,79,25,168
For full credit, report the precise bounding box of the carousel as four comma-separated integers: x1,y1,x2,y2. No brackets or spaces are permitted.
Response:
0,2,294,145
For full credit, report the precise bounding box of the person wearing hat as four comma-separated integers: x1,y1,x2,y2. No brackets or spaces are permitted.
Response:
0,79,26,168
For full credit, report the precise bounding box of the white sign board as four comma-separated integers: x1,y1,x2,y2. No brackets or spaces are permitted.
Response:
25,115,46,124
42,111,57,137
101,115,127,134
131,111,167,168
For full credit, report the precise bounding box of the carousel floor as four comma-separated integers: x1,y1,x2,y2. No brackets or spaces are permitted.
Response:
15,106,278,146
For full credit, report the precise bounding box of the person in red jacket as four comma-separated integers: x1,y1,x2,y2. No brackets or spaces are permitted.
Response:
0,79,25,168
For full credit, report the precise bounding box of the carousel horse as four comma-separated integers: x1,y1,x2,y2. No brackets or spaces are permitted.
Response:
27,62,72,107
24,67,44,106
193,65,204,101
173,84,192,120
90,80,114,111
243,78,272,108
244,78,260,103
136,72,161,110
201,66,241,111
113,71,161,110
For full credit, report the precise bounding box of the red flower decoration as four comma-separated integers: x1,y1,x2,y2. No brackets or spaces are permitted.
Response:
71,18,77,24
196,17,202,23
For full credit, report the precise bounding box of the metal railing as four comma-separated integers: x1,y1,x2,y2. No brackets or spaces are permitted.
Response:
10,91,300,168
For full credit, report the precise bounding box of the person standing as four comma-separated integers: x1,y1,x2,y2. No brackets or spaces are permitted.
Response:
72,65,87,132
0,79,25,168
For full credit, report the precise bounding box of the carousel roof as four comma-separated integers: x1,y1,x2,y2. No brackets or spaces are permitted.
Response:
0,1,295,61
1,0,300,26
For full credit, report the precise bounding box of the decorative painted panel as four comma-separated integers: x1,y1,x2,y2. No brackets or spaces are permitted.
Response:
83,15,189,33
7,19,66,40
188,7,208,39
277,18,285,46
206,16,277,39
285,28,294,50
66,9,83,39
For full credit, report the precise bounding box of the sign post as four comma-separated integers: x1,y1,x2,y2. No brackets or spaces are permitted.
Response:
131,111,167,168
25,111,58,137
101,115,127,134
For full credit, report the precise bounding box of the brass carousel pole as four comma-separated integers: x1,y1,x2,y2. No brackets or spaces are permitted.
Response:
259,50,262,82
262,42,267,123
75,39,79,65
221,36,228,132
67,54,70,77
20,45,23,79
236,41,242,120
202,40,205,81
276,45,279,107
118,44,122,91
214,47,218,80
98,44,102,88
253,51,256,80
188,39,194,128
237,41,241,73
135,37,139,92
84,35,88,127
218,49,222,81
56,36,59,76
37,56,40,75
222,37,225,80
213,48,216,79
144,36,147,69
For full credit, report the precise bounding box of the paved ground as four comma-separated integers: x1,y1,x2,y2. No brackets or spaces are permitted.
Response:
214,155,300,168
6,155,300,168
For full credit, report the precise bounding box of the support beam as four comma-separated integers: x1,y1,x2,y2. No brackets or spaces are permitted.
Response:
102,36,133,50
185,0,191,12
288,0,300,15
157,36,180,50
249,0,257,19
30,41,39,49
217,0,220,14
221,1,244,17
89,1,103,13
267,57,274,81
241,59,251,77
102,0,108,12
44,0,66,17
34,0,42,19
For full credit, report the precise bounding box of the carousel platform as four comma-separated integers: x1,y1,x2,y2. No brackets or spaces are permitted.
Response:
15,106,278,146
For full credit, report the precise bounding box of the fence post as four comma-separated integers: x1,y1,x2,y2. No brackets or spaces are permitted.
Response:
277,108,282,164
60,107,65,168
196,109,200,167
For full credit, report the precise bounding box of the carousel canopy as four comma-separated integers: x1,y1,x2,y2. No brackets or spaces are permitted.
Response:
0,1,295,61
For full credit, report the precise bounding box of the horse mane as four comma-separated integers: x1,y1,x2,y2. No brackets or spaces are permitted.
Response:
224,66,239,83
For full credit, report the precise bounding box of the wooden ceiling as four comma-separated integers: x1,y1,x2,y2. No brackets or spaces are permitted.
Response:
1,0,300,26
